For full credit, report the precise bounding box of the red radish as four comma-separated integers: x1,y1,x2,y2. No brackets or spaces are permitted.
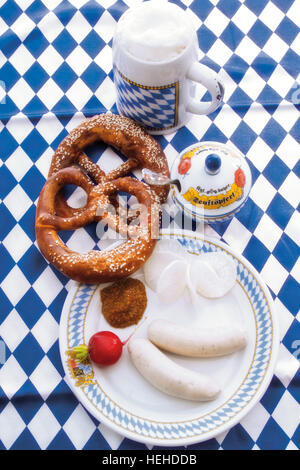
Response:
89,331,123,366
71,331,124,367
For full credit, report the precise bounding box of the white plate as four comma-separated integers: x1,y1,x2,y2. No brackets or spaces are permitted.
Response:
59,229,279,446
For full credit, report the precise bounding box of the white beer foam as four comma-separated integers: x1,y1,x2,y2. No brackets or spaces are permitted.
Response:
115,1,194,63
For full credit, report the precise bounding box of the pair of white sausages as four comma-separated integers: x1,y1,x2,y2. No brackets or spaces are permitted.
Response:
128,319,247,402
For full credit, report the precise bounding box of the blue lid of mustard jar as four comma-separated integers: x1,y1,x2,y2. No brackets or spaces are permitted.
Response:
170,141,252,222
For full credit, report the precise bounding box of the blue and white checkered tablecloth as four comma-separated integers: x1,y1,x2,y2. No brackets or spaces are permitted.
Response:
0,0,299,451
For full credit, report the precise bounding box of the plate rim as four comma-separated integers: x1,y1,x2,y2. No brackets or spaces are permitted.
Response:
59,229,279,447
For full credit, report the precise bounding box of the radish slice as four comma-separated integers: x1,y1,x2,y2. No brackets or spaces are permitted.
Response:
156,259,188,303
190,252,237,298
143,239,187,292
143,251,180,291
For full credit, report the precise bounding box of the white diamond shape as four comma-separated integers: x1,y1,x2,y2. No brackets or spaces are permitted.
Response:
66,45,92,76
65,11,92,43
1,265,31,305
246,136,274,172
9,43,35,76
250,174,276,211
276,134,299,169
15,0,35,10
37,78,64,110
95,76,116,109
32,266,63,307
272,390,299,437
272,99,299,133
268,65,296,98
3,184,32,221
0,354,27,399
95,146,122,173
3,224,32,262
6,112,34,144
94,10,117,43
66,228,95,253
31,310,58,353
222,217,252,253
232,4,257,34
35,112,64,145
66,186,87,209
30,356,61,400
204,7,229,36
0,309,29,351
254,213,282,252
10,12,35,41
40,0,62,10
65,78,93,110
239,69,266,101
94,45,113,74
240,402,270,442
259,2,285,31
7,78,35,110
38,45,64,76
63,404,96,449
263,34,289,62
185,113,211,141
235,36,261,64
28,403,60,449
35,147,53,179
278,171,300,209
206,38,232,67
243,103,271,135
38,11,64,43
65,111,86,133
261,254,289,295
213,105,241,138
5,146,33,181
0,402,26,449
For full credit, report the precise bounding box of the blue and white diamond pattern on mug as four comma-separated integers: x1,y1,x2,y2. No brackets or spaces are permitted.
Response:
114,67,178,131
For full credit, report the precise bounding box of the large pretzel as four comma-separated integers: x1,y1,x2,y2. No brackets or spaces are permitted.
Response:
36,167,160,283
35,114,169,283
49,113,169,219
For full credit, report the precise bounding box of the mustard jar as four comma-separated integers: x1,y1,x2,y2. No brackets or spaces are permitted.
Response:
169,141,252,223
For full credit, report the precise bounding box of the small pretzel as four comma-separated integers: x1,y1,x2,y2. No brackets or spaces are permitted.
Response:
49,113,170,219
36,167,160,284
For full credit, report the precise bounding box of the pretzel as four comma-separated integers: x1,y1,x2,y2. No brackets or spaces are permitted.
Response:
35,167,160,284
49,113,170,219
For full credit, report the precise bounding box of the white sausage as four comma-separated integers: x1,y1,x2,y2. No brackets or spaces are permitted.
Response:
128,338,220,401
148,319,247,357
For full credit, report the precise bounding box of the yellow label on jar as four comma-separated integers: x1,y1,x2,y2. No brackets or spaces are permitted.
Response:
183,183,243,209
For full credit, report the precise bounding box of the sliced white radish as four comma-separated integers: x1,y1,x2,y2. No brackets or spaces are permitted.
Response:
156,259,188,303
143,239,188,292
189,252,237,298
143,250,179,291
